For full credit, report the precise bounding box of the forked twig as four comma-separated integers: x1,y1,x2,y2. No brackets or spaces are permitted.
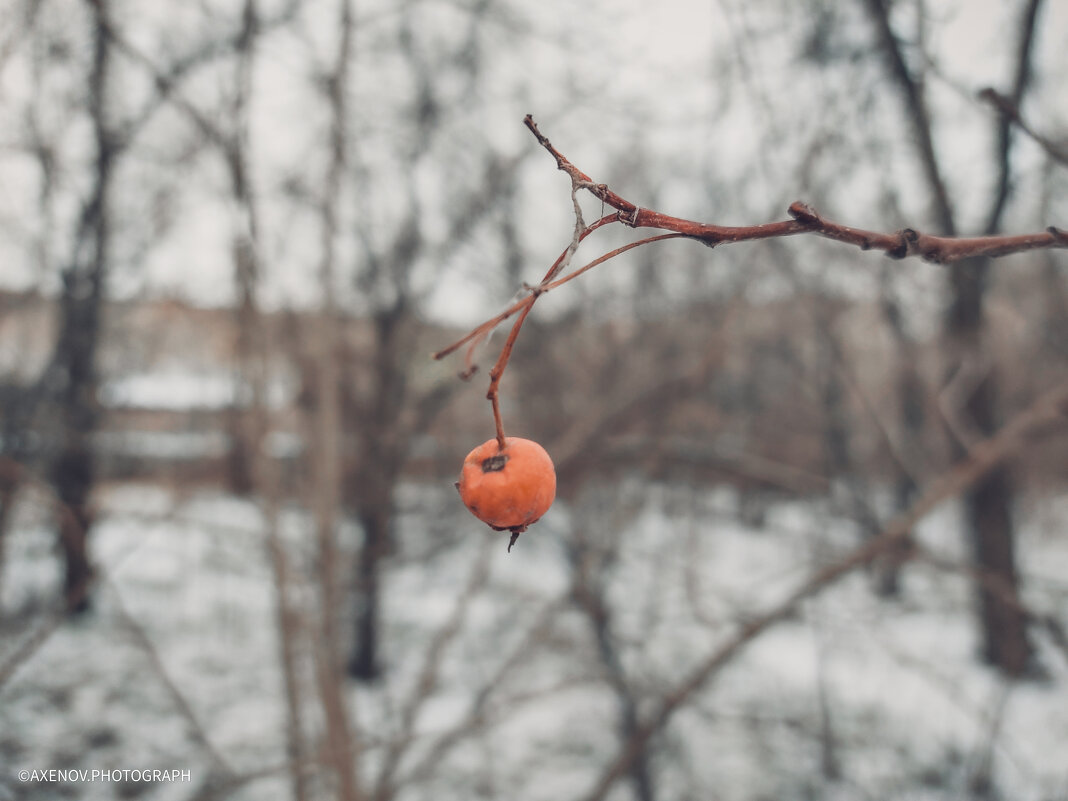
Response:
434,116,1067,457
979,87,1068,169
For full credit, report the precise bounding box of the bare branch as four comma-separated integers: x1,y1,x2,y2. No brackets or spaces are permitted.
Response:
104,576,236,781
979,87,1068,169
372,541,493,801
435,118,1066,521
984,0,1045,235
520,115,1064,263
786,201,1063,264
577,376,1068,801
859,0,956,234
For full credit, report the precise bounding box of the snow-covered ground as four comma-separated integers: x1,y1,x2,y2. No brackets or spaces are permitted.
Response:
1,480,1066,801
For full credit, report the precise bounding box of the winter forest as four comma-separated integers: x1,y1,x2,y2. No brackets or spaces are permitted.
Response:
1,0,1067,799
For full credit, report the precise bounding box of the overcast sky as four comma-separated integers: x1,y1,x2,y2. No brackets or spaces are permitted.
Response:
0,0,1064,325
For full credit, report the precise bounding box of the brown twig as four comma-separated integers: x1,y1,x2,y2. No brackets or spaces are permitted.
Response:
434,214,667,456
435,117,1066,454
431,217,661,363
483,212,617,448
522,114,1065,260
787,201,1063,263
487,300,534,449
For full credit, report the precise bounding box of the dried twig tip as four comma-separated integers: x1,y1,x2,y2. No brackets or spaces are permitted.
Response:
788,201,820,226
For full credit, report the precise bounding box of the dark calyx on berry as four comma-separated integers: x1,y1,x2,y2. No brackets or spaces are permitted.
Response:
481,454,509,473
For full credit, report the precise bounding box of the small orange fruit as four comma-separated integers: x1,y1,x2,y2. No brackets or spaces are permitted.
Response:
457,437,556,545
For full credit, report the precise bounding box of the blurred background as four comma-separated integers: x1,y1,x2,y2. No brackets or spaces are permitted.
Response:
1,0,1067,799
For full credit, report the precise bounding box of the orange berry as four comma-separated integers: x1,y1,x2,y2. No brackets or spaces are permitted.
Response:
457,437,556,533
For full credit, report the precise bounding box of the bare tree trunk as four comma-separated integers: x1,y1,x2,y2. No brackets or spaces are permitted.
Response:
0,469,20,601
227,151,259,499
233,228,311,801
1040,256,1068,358
950,0,1044,677
348,305,409,682
225,403,255,495
349,506,389,682
228,3,311,798
306,0,360,794
50,0,116,613
965,432,1029,675
226,0,260,500
337,2,515,683
862,0,1040,676
947,264,1030,675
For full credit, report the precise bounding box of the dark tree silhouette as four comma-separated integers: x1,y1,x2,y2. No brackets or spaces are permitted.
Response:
862,0,1044,676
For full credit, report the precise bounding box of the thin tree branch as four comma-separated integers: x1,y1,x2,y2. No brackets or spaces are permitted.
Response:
786,201,1063,263
436,117,1066,500
979,87,1068,169
396,595,569,787
104,576,236,781
438,117,1066,386
431,214,618,363
859,0,956,234
372,541,493,801
577,376,1068,801
984,0,1045,235
522,115,1063,262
